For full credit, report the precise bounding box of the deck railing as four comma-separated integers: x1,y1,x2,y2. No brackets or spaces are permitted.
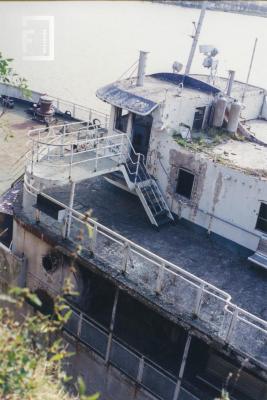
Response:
27,125,148,184
49,95,109,128
27,270,200,400
23,175,267,369
0,82,109,129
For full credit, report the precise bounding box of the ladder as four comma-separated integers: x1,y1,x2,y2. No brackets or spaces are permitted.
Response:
120,150,174,227
136,179,174,227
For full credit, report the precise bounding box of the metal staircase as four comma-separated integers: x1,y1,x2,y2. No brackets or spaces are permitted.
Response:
27,121,174,228
125,153,174,226
136,179,174,227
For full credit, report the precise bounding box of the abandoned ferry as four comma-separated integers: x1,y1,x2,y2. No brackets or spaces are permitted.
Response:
0,34,267,400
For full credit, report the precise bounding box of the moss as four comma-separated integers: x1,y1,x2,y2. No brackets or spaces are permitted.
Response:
173,125,248,154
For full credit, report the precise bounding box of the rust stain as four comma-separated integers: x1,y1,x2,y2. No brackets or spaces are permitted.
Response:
167,148,207,221
207,171,223,233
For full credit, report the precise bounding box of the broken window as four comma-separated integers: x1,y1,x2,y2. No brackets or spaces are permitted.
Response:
256,202,267,233
192,106,206,131
114,107,129,133
176,169,195,199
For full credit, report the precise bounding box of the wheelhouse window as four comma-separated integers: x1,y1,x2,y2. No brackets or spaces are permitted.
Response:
256,202,267,233
114,107,129,133
192,106,206,131
176,169,195,199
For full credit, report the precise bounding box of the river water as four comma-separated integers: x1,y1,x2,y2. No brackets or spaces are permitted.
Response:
0,1,266,111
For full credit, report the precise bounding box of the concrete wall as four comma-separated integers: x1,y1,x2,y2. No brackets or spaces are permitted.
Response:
0,82,43,103
261,95,267,119
148,132,265,251
12,222,80,293
157,92,212,134
0,241,26,288
241,89,265,120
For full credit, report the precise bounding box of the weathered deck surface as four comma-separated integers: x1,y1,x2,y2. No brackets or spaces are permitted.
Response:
247,119,267,144
0,104,41,194
0,102,71,195
47,176,267,320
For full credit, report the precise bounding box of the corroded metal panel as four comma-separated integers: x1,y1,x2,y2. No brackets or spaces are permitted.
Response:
96,84,158,116
0,243,26,287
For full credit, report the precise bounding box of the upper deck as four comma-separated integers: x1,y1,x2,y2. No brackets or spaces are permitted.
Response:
0,83,109,195
176,127,267,177
1,82,266,371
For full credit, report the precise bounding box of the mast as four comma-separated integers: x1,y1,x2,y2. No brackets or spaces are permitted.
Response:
184,1,207,75
241,37,258,103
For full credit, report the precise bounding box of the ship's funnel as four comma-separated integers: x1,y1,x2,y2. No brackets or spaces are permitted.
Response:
137,50,148,87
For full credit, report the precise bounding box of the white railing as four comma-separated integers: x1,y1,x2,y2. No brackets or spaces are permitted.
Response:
28,270,267,400
27,270,199,400
49,95,109,128
0,82,109,129
27,125,148,184
23,175,267,368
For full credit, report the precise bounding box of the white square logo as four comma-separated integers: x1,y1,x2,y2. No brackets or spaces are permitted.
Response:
22,16,54,61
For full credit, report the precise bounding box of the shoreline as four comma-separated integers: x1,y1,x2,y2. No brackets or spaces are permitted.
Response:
153,1,267,19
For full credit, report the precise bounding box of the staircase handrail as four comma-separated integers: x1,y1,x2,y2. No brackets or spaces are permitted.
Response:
27,125,167,214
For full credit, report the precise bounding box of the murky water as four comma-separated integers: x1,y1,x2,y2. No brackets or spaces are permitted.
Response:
0,1,266,111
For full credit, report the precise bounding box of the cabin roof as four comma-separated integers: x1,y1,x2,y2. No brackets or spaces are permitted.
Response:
96,73,219,115
181,127,267,176
212,136,267,174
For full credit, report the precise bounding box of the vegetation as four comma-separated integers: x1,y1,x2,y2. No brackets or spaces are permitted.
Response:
0,52,30,99
215,390,230,400
0,286,99,400
173,127,244,153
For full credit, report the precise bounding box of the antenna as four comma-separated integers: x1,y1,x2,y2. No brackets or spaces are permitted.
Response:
241,37,258,103
184,1,207,75
172,61,183,73
199,45,219,84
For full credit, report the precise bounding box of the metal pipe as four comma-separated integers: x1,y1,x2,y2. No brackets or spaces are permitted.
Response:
69,144,74,179
172,333,192,400
64,180,76,239
137,51,148,87
185,2,207,75
226,70,235,96
137,356,145,383
241,37,258,103
105,288,119,363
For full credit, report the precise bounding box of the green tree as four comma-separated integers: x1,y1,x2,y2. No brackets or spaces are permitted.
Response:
0,52,31,119
0,286,99,400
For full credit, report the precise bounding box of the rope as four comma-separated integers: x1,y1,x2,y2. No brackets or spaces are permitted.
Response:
117,59,139,81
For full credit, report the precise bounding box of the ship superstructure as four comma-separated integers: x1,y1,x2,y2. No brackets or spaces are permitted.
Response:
0,49,267,400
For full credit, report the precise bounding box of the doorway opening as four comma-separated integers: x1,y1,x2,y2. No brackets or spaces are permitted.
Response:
192,106,206,131
131,114,153,161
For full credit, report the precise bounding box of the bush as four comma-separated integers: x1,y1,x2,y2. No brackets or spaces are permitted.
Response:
0,287,98,400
